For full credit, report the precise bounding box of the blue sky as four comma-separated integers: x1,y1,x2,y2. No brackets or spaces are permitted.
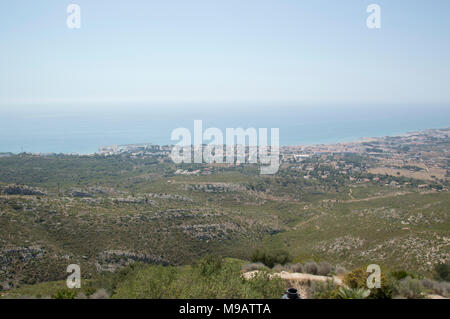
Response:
1,0,450,107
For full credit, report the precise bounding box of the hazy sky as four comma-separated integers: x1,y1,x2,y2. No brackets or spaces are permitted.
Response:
1,0,450,107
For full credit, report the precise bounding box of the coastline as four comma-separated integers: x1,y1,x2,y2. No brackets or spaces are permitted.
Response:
1,126,448,157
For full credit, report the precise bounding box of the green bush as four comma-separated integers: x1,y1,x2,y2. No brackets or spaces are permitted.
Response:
241,263,267,272
194,254,224,277
304,262,318,275
343,267,367,288
343,266,393,299
272,264,289,272
87,262,146,296
337,287,370,299
434,263,450,282
51,289,78,299
420,278,450,298
289,263,304,273
432,281,450,297
82,286,97,297
317,262,332,276
246,271,286,299
250,249,292,268
311,280,339,299
389,269,421,281
393,277,424,299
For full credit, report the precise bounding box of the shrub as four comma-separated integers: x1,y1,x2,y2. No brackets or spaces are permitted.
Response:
251,249,265,264
420,278,450,297
83,286,97,297
250,249,292,268
432,281,450,297
195,255,223,276
335,265,347,276
390,270,420,281
420,278,435,290
90,288,109,299
245,271,286,299
393,277,424,299
272,264,288,273
88,262,146,296
344,267,366,288
434,263,450,282
304,262,318,275
289,263,304,273
337,287,370,299
51,289,78,299
311,280,339,299
343,266,393,299
317,262,332,276
241,263,267,273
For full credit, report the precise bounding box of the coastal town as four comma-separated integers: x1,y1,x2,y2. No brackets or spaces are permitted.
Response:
92,128,449,187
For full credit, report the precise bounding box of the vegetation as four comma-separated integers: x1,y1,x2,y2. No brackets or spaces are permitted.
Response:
310,280,339,299
434,263,450,282
337,287,371,299
2,258,286,299
0,129,448,298
392,277,424,299
3,259,450,299
250,249,292,268
389,270,421,281
51,289,78,299
343,267,393,299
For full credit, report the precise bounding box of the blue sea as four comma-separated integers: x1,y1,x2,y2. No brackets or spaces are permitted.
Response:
0,103,449,154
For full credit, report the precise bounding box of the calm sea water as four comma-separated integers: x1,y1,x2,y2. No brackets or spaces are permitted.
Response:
0,103,449,154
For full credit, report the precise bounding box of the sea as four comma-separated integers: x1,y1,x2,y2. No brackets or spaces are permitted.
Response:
0,103,449,154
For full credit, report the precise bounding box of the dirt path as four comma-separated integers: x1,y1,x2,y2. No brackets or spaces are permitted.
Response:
293,214,322,230
348,188,355,200
338,190,436,203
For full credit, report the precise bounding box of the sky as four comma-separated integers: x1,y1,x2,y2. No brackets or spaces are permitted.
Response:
1,0,450,108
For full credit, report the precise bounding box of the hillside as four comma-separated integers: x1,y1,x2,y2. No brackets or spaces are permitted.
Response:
0,129,448,293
